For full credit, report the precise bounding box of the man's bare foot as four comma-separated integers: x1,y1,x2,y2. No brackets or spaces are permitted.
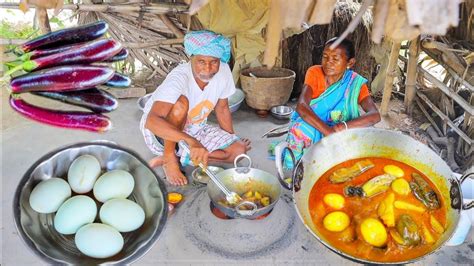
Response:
148,156,164,168
241,138,252,152
163,159,188,186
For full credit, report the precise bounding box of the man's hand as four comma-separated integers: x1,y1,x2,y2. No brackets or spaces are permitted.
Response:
187,138,209,167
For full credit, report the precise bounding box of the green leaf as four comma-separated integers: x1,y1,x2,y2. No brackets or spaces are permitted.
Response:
49,17,65,28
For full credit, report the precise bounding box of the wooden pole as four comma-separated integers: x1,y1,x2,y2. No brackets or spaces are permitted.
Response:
404,36,420,114
36,8,51,33
371,0,389,44
158,14,184,38
0,2,189,14
421,39,472,87
122,38,184,48
399,55,474,116
447,68,474,92
415,97,443,136
380,41,401,116
463,94,473,131
417,92,472,145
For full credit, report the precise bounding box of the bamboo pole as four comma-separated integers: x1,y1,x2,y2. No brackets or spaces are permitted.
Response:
419,67,473,115
447,68,474,92
122,38,183,48
463,94,473,131
399,55,474,116
421,40,473,87
415,98,444,136
404,36,420,114
0,2,189,14
371,0,389,44
417,92,472,145
36,8,51,33
158,14,184,38
380,41,401,116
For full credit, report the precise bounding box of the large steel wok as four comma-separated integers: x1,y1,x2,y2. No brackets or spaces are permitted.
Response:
275,128,472,264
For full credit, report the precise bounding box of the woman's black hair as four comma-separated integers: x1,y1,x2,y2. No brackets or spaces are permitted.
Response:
325,37,355,59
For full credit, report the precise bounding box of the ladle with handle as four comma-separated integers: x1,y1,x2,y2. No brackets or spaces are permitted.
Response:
178,141,257,215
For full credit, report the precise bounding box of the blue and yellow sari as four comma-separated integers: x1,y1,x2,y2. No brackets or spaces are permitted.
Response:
283,69,367,168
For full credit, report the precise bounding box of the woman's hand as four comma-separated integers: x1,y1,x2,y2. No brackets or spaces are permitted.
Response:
332,122,347,133
187,138,209,167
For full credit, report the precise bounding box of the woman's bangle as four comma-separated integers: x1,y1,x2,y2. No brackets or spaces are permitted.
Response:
342,121,348,130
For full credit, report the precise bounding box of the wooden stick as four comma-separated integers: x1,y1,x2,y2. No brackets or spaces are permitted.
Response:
308,0,338,25
421,39,471,84
122,38,183,48
404,36,420,114
417,92,472,145
329,0,373,50
463,94,473,131
36,8,51,33
371,0,389,44
158,14,184,38
0,38,24,45
399,55,474,115
263,0,282,68
422,47,474,87
419,66,473,115
415,97,444,136
380,41,401,116
112,13,176,38
0,2,188,14
447,68,474,92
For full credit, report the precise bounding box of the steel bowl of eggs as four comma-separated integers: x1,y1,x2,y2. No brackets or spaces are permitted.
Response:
13,141,168,264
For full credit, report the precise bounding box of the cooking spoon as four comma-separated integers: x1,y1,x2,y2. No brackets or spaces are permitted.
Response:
179,141,257,212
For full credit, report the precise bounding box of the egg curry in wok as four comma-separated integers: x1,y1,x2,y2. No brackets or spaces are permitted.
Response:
309,157,446,262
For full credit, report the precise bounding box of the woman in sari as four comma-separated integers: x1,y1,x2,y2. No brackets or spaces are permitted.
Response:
283,37,381,168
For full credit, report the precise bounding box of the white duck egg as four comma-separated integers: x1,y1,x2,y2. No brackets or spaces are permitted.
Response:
29,178,71,213
75,223,124,258
68,155,101,193
100,198,145,232
54,195,97,234
93,170,134,203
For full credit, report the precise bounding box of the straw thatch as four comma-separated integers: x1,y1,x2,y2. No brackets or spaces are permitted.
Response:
78,0,189,77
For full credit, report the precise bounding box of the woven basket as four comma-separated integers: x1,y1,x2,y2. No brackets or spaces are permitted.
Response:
240,67,296,111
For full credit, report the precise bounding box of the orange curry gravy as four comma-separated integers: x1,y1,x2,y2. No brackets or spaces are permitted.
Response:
308,157,446,262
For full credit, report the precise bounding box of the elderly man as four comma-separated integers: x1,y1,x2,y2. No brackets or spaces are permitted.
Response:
140,30,251,186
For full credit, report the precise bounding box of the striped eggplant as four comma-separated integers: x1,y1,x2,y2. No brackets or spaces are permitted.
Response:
20,21,108,52
34,88,118,113
5,39,122,76
9,96,112,133
105,72,131,87
104,48,129,62
10,65,114,93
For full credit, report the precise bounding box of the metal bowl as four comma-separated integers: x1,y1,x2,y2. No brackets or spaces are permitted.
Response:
138,89,245,113
13,142,168,265
192,166,225,184
228,89,245,113
270,105,293,120
137,93,152,111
